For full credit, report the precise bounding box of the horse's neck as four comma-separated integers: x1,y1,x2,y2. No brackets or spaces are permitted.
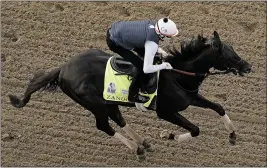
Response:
186,49,214,73
174,50,214,92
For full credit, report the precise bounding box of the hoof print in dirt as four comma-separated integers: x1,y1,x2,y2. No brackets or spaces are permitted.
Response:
2,133,15,142
11,37,19,42
1,54,6,62
215,93,227,101
96,2,108,6
238,21,258,32
153,7,171,16
119,7,131,17
160,130,169,139
160,130,175,140
50,4,64,12
2,32,19,42
54,4,64,11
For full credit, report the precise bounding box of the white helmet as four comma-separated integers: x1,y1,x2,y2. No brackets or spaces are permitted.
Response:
155,18,179,37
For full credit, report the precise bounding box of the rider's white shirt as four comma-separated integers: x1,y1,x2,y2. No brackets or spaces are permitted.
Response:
143,41,166,73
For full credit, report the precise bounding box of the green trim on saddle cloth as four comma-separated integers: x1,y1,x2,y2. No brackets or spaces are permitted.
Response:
103,57,158,108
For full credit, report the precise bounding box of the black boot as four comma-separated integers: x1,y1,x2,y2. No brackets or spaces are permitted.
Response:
128,69,150,103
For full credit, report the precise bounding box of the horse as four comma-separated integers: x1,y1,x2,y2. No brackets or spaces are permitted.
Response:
9,31,252,160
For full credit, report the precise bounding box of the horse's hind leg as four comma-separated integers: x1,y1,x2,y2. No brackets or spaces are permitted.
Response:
59,87,144,159
191,93,236,145
90,105,148,160
107,104,154,152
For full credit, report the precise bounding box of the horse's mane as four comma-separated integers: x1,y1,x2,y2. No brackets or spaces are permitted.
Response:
168,34,211,62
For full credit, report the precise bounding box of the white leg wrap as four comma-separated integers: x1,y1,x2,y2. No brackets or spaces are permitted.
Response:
122,124,144,144
222,114,235,132
174,133,193,143
114,132,138,150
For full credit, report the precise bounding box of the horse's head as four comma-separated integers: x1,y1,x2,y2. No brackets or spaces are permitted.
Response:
165,31,252,77
211,31,252,76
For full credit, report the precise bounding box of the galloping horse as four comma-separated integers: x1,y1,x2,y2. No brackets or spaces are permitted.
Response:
9,31,252,160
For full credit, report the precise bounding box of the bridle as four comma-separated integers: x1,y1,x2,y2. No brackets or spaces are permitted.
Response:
169,43,242,77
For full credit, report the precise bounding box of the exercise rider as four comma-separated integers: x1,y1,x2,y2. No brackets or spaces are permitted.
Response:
106,18,179,103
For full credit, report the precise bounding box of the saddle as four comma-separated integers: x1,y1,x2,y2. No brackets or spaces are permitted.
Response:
110,55,158,94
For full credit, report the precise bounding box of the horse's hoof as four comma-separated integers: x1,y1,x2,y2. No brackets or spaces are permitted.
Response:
229,131,237,145
160,130,169,139
137,146,145,155
145,145,155,152
168,133,175,140
136,146,146,161
142,139,154,152
9,94,24,108
143,139,155,152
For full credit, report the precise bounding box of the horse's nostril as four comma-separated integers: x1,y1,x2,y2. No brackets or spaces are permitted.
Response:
246,67,251,73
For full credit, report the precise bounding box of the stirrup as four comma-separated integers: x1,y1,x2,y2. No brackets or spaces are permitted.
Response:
129,94,149,103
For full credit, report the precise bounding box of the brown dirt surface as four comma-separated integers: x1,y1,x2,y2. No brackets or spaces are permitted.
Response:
1,1,266,167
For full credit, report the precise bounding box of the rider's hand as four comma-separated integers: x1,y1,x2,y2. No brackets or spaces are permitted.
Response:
162,62,173,70
157,47,169,58
161,52,169,58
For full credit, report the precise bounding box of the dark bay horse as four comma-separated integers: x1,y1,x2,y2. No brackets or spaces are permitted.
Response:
9,31,252,160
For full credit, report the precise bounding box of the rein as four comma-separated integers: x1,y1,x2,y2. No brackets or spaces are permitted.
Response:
170,68,232,77
168,68,234,93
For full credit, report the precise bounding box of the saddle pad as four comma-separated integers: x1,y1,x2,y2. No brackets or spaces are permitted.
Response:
103,57,158,108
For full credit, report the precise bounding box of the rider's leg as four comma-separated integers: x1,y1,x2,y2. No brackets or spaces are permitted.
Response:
106,29,149,103
128,68,149,103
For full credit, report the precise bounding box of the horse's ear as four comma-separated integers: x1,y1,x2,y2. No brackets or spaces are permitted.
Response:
213,31,222,50
213,31,220,40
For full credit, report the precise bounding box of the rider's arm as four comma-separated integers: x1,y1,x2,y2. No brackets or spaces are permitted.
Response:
143,41,166,74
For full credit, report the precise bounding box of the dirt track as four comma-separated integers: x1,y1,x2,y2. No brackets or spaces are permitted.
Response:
1,2,266,167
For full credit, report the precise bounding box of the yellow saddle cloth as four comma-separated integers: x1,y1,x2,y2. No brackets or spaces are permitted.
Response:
103,57,159,108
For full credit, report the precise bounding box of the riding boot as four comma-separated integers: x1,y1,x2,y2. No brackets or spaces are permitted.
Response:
128,69,149,103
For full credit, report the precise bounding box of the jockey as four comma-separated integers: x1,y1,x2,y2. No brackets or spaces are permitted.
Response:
106,18,179,103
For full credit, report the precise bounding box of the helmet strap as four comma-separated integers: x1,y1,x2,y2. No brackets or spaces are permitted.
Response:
158,34,165,41
155,21,166,41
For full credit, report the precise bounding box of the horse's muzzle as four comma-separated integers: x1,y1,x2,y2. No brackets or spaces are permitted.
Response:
238,62,252,76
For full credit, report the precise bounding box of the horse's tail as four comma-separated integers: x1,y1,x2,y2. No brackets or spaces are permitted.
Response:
9,67,61,108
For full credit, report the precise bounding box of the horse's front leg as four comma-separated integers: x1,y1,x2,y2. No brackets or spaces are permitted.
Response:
191,94,236,145
157,111,200,143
